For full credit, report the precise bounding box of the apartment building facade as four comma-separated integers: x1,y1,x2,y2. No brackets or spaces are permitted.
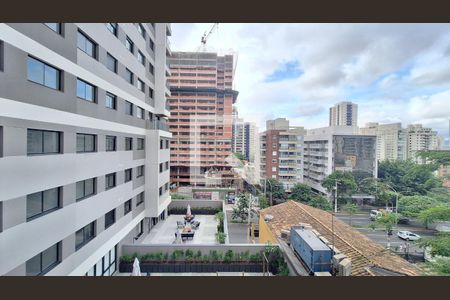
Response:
0,23,172,276
360,122,407,161
260,118,305,191
167,52,238,186
329,101,358,127
232,116,258,163
406,124,440,163
303,126,377,194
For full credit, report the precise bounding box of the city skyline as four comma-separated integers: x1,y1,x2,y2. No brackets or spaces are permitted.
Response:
171,23,450,137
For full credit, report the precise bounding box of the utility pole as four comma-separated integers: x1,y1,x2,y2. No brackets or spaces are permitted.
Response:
334,179,338,213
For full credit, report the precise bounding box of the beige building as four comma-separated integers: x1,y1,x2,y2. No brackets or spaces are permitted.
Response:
360,122,407,161
406,124,440,163
329,101,358,127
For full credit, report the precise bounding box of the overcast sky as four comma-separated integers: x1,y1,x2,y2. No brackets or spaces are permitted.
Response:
170,23,450,138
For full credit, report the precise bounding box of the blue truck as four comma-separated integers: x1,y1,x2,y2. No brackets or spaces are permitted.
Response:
290,228,333,274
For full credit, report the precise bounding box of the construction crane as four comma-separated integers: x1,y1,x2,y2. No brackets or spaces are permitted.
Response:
199,23,219,51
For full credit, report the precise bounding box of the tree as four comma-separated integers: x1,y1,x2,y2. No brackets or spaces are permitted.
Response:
398,195,440,218
231,193,257,221
425,258,450,276
233,153,246,162
378,160,441,196
417,233,450,257
374,213,398,249
352,170,373,187
342,202,358,226
322,171,357,205
264,178,286,205
419,205,450,228
308,195,332,211
417,150,450,166
359,178,397,208
259,195,269,209
290,183,315,203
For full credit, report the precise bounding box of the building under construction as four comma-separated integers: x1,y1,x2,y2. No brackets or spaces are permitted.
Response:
167,52,239,186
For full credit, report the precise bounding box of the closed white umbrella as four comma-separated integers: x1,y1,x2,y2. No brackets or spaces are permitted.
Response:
187,204,191,216
131,257,141,276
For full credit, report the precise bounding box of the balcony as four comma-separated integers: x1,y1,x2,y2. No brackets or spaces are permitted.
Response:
148,119,170,132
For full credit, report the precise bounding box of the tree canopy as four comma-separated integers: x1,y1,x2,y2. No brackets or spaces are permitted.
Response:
417,150,450,166
290,183,332,211
419,205,450,227
231,193,257,221
398,195,440,218
264,178,286,203
322,171,357,200
418,233,450,257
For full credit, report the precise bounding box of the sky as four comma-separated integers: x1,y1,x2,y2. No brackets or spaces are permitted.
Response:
170,23,450,138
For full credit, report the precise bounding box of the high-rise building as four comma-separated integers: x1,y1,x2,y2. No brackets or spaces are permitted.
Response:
360,122,407,161
329,101,358,127
0,23,172,276
259,118,305,192
303,126,377,194
232,109,259,163
406,124,440,163
167,52,238,186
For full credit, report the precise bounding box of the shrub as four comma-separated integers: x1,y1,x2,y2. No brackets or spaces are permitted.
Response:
210,250,220,262
185,249,194,262
216,232,226,244
154,252,164,262
195,250,202,261
120,255,133,263
171,250,184,261
224,250,234,263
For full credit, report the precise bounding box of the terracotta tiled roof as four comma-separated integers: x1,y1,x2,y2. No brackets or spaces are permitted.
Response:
260,201,422,276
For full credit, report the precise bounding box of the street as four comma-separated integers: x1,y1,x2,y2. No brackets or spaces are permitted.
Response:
335,212,436,254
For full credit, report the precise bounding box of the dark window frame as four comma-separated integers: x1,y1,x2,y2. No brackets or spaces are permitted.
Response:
75,222,96,251
27,129,62,155
106,52,118,73
124,199,132,215
136,192,144,206
106,23,118,36
137,106,144,119
125,68,134,84
76,78,97,102
105,135,117,152
105,92,117,110
149,62,154,75
26,242,61,276
137,165,144,178
77,30,97,59
26,187,62,221
105,173,116,190
137,50,145,65
125,37,134,54
44,23,62,35
0,40,3,72
125,137,133,151
137,138,145,150
137,23,146,38
76,133,96,153
27,56,62,90
137,78,145,92
76,178,96,201
125,168,132,182
125,101,134,116
104,209,116,229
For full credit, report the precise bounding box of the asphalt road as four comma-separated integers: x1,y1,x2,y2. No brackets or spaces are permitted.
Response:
225,205,259,244
335,213,436,253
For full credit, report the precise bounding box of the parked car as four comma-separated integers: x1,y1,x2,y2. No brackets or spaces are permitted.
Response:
397,216,410,225
370,210,384,221
397,231,421,241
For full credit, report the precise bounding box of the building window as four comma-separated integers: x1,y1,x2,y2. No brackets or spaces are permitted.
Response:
137,165,144,177
149,63,154,75
125,37,134,53
125,168,132,182
44,23,62,34
104,209,116,229
105,92,117,109
0,40,3,72
75,222,95,250
137,106,144,119
159,186,163,196
125,101,133,116
76,178,96,201
165,139,169,149
137,50,145,65
137,138,144,150
26,187,61,220
26,242,60,275
124,199,132,215
105,173,116,190
105,135,116,151
159,163,163,173
76,78,96,102
77,30,97,58
149,38,154,51
27,129,61,155
137,23,146,38
160,139,164,149
106,53,117,73
125,68,134,84
76,133,96,153
137,220,144,236
165,161,169,170
125,137,133,151
27,56,61,90
149,87,154,99
136,192,144,206
106,23,118,36
137,79,145,92
101,245,117,276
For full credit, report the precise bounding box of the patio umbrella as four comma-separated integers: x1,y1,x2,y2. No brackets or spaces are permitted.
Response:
187,204,191,216
131,257,141,276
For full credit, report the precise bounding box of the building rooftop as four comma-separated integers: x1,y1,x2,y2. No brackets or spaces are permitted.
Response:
260,201,422,276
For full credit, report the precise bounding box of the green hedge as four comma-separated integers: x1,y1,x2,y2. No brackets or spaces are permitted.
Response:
169,207,221,215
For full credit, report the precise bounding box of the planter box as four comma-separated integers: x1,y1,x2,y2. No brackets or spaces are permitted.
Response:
119,262,263,273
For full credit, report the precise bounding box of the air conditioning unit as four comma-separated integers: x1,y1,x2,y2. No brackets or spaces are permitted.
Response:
332,253,347,266
338,258,352,276
281,229,291,241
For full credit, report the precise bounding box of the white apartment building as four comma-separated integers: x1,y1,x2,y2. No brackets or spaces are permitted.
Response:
303,126,377,194
329,101,358,127
260,118,305,192
406,124,440,163
232,118,259,163
360,122,407,161
0,23,172,276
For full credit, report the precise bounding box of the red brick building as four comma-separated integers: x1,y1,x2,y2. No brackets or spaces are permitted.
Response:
167,52,238,186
